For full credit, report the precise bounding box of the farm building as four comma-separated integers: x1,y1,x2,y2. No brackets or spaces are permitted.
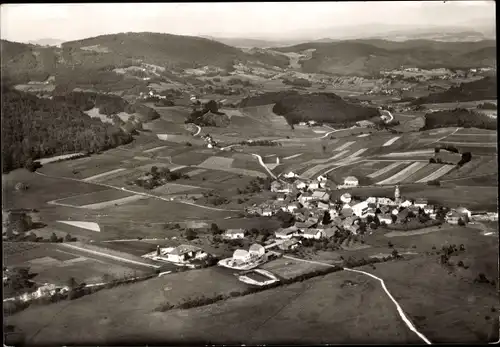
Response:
301,229,324,240
233,249,251,263
275,227,298,239
157,245,208,264
341,206,354,217
322,226,339,238
343,176,359,187
317,202,329,210
377,197,395,206
311,190,330,202
408,205,420,215
379,214,393,225
224,229,246,239
455,207,472,219
445,210,462,224
284,171,298,178
276,193,286,201
262,208,273,217
298,192,314,204
352,201,370,218
329,208,339,219
249,243,266,257
279,239,301,251
294,212,307,222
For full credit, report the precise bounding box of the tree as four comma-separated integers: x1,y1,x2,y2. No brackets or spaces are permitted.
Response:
322,210,332,225
64,233,73,242
50,232,59,243
210,223,221,236
185,229,198,241
24,158,42,172
458,218,466,226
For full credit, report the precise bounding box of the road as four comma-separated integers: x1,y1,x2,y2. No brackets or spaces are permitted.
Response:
35,171,243,213
426,127,461,147
252,153,278,179
380,109,394,123
282,255,432,345
192,124,202,137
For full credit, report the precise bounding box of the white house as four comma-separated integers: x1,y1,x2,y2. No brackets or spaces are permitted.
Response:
378,214,393,225
365,197,378,204
224,229,246,239
456,207,472,219
276,193,286,201
295,180,307,190
377,197,395,206
423,205,435,215
392,208,400,215
262,208,273,217
401,200,413,208
329,209,339,219
343,176,359,187
340,193,352,204
301,229,324,240
284,171,297,178
308,181,320,190
159,245,208,264
249,243,266,258
414,198,428,209
232,249,251,263
287,203,299,213
299,192,314,204
351,201,370,218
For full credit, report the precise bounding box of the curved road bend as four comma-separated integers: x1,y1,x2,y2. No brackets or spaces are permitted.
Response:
35,171,242,213
282,255,432,345
252,153,278,180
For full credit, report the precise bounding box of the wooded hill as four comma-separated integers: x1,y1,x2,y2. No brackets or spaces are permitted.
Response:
421,108,497,131
1,88,134,173
414,76,497,104
272,39,496,76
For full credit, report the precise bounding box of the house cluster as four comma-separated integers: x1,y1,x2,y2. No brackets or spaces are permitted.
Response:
139,90,168,100
143,244,209,268
241,176,475,250
201,134,217,148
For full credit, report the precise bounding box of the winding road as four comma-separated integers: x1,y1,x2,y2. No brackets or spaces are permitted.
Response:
252,153,278,179
282,255,432,345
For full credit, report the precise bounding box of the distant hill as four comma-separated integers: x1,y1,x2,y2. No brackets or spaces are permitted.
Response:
240,91,380,126
272,40,497,76
28,38,65,47
414,76,497,104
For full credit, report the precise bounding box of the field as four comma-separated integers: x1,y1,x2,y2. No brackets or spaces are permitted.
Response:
51,189,135,207
3,242,153,287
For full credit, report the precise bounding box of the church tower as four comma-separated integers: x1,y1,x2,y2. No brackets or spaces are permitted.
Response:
395,185,401,205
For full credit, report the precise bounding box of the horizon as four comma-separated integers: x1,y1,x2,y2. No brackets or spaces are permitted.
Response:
0,1,496,43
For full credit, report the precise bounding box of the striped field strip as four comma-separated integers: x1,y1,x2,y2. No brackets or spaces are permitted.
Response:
382,149,434,157
346,148,368,159
143,146,168,153
416,165,456,183
82,168,126,182
377,162,427,185
368,161,409,179
357,134,370,137
334,141,356,151
383,136,401,147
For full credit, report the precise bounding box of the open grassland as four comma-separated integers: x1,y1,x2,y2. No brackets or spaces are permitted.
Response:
4,242,151,287
5,266,422,345
51,189,135,207
2,170,107,210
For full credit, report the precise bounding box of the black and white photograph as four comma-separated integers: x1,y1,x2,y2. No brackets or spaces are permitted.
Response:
1,1,498,345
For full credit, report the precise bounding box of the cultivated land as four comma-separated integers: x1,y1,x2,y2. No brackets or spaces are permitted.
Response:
2,32,498,345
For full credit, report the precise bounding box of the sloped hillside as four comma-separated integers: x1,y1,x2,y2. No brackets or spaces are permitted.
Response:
415,76,497,104
273,40,497,76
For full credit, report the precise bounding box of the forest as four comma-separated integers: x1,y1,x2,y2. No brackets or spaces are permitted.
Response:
421,108,497,131
1,88,133,173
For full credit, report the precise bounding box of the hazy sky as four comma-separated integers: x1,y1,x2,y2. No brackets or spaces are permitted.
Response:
1,1,496,42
